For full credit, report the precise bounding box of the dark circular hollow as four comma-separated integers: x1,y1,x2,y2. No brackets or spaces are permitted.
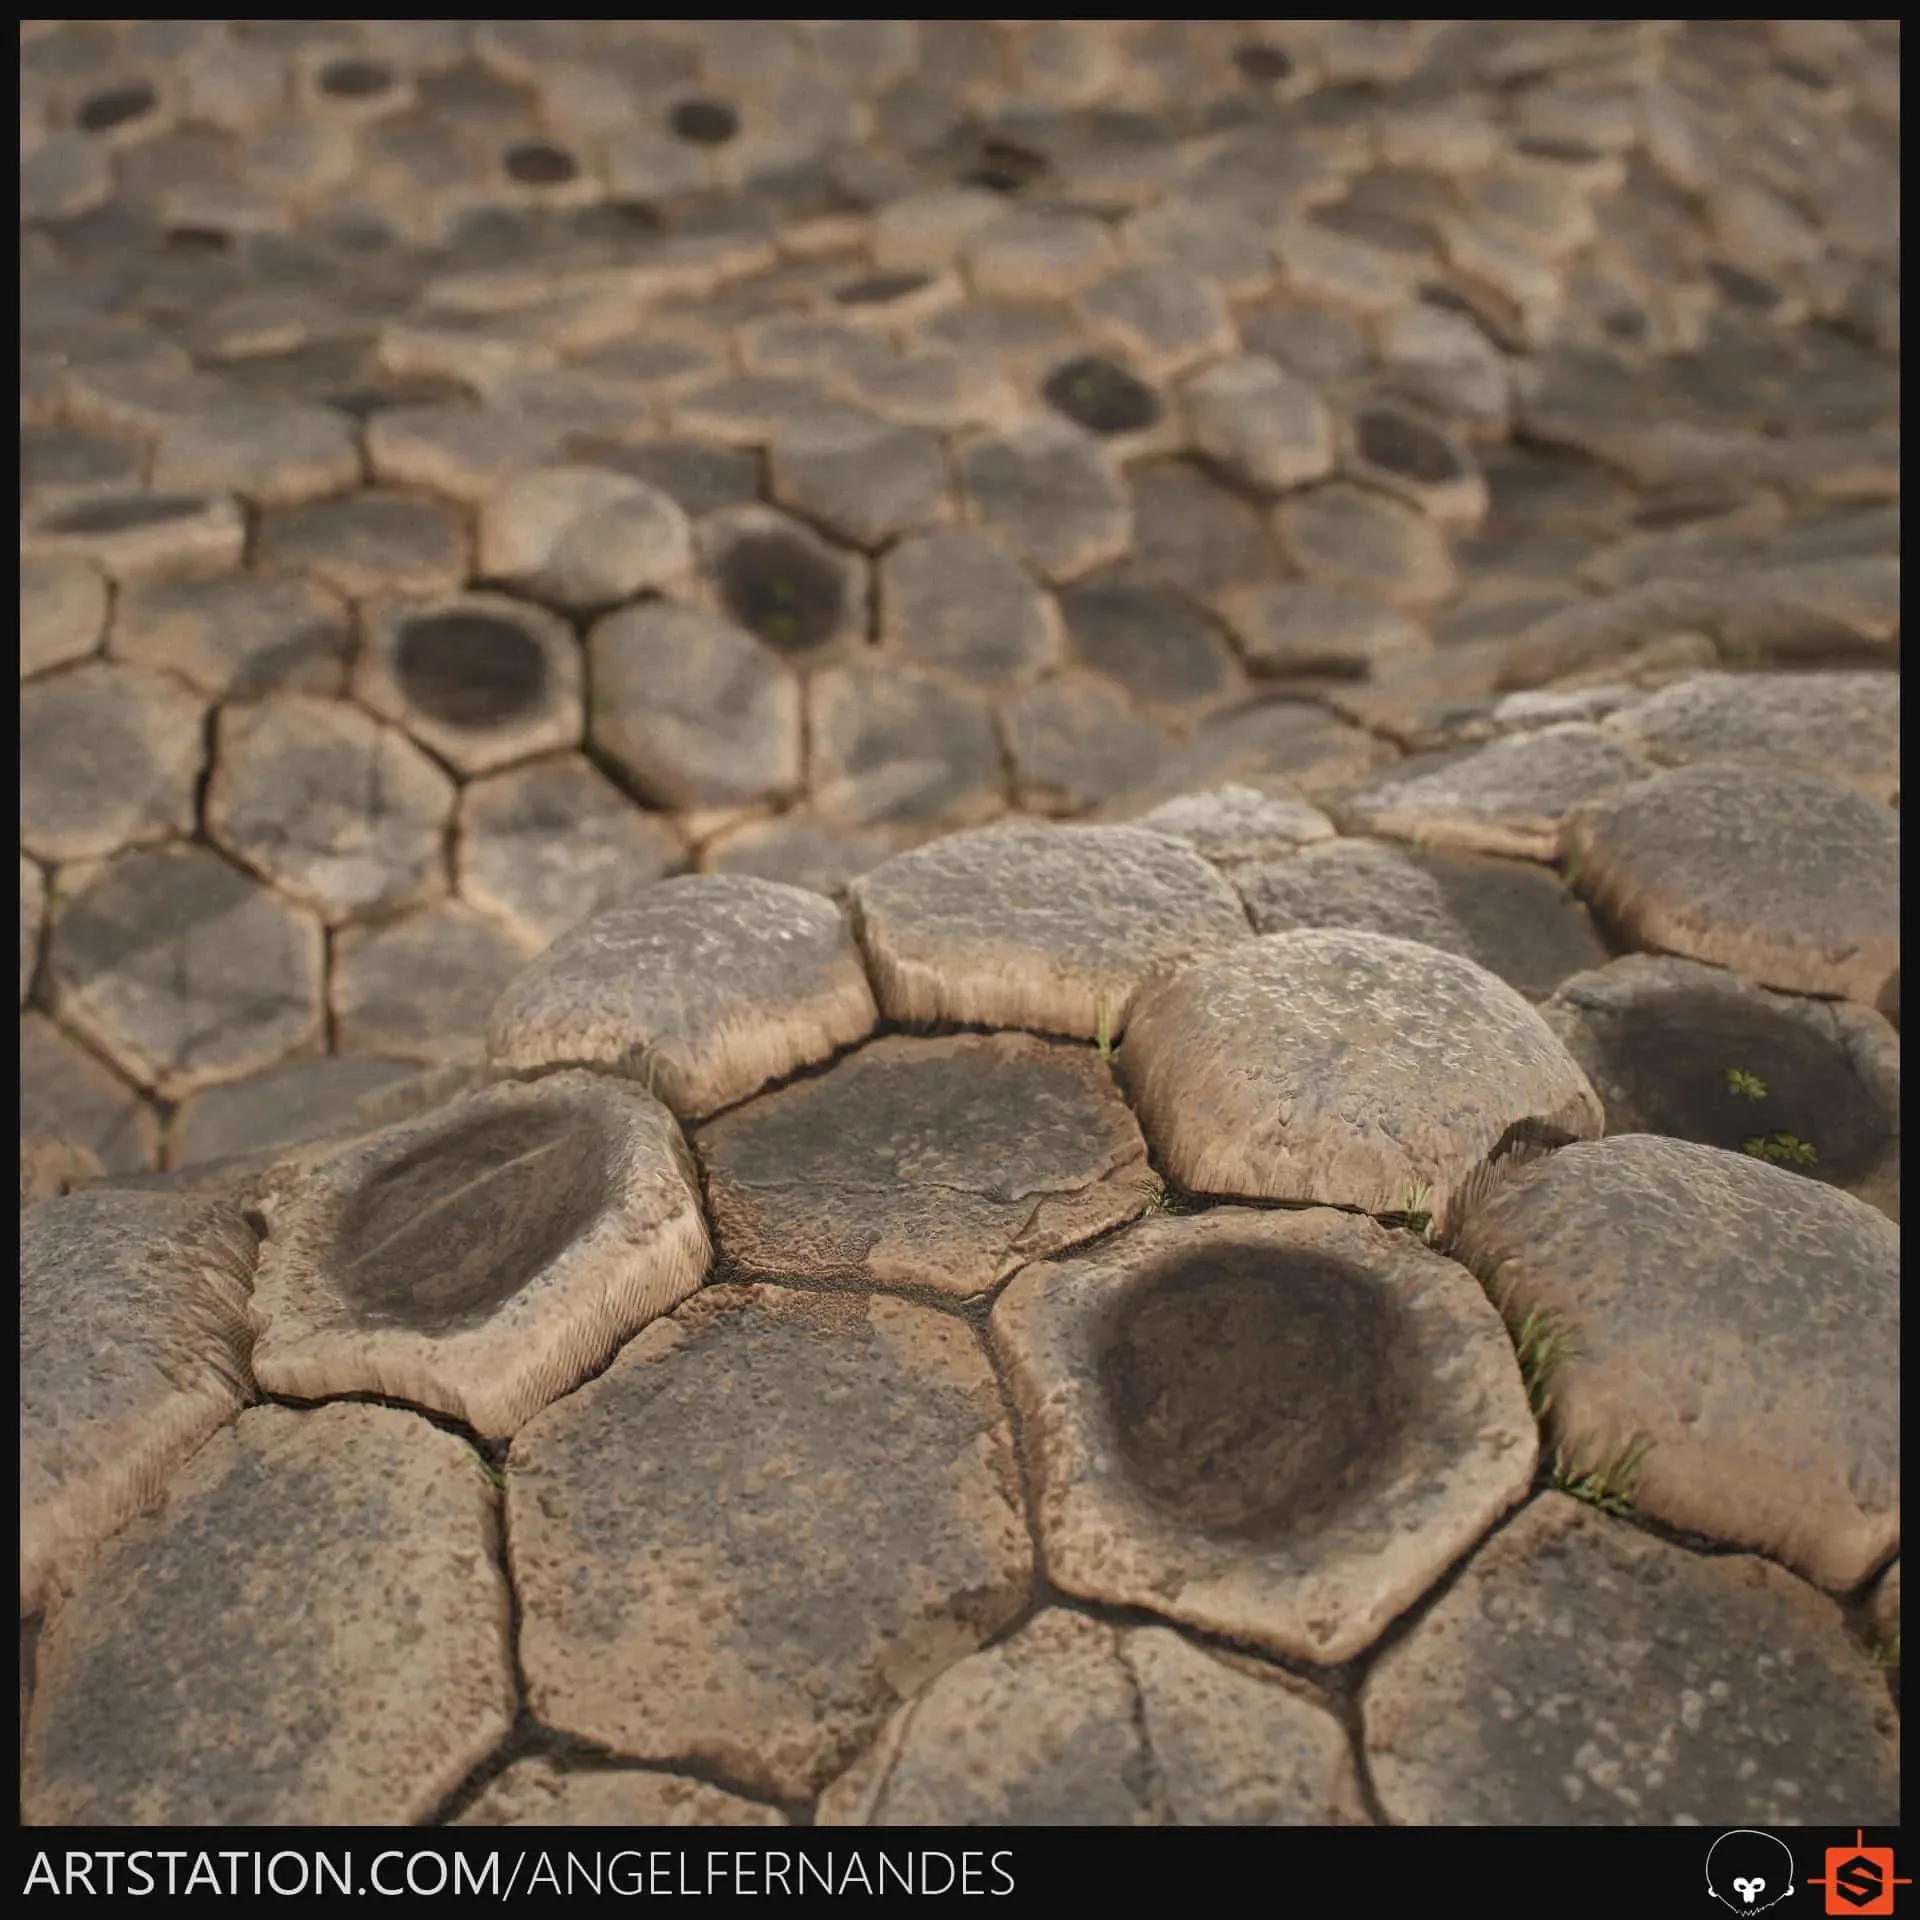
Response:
1099,1247,1418,1543
43,495,206,535
1705,261,1780,310
1514,136,1603,164
162,225,233,255
76,81,158,134
1576,986,1889,1184
670,97,739,145
395,610,549,730
317,57,395,100
833,270,932,307
1042,355,1162,435
1354,407,1461,485
503,140,579,187
332,1107,614,1334
1233,44,1295,82
713,530,845,654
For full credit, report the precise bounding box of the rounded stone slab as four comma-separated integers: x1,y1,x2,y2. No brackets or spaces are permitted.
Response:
21,491,246,585
148,400,362,508
1599,670,1901,805
847,819,1250,1039
990,1208,1539,1667
487,874,879,1121
357,591,584,777
21,1189,256,1615
1447,1134,1900,1592
1128,783,1338,871
21,555,109,679
20,1012,158,1175
819,1608,1367,1827
508,1283,1032,1802
457,1758,787,1828
168,1053,450,1170
1563,761,1900,1009
1334,723,1657,861
766,408,953,550
1123,928,1602,1217
249,1070,709,1439
1540,955,1900,1220
476,465,692,613
1237,838,1610,1003
1363,1493,1901,1825
1179,354,1336,496
47,845,327,1099
254,487,470,602
702,815,897,899
1213,581,1430,681
108,571,351,700
331,901,530,1065
697,1032,1150,1301
956,417,1132,583
19,660,204,864
22,1402,515,1826
876,525,1064,688
1273,482,1456,610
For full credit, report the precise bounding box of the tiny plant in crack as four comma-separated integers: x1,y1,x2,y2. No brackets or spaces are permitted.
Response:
1378,1181,1433,1240
1868,1634,1901,1669
1723,1067,1768,1100
1093,996,1117,1061
1512,1306,1579,1421
1744,1130,1817,1167
1552,1435,1649,1516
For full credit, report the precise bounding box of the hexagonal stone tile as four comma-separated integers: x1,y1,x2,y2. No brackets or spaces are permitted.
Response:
1541,955,1900,1219
1123,928,1602,1215
21,1189,256,1614
457,1758,787,1828
589,600,803,813
1057,579,1245,726
1073,264,1237,381
1274,482,1457,608
1334,723,1657,861
21,491,246,584
365,401,571,503
509,1284,1031,1801
767,408,952,550
149,400,362,508
698,1033,1149,1300
991,1208,1538,1665
877,525,1063,688
848,819,1249,1038
1449,1133,1899,1591
1001,669,1171,815
819,1608,1367,1826
1600,670,1900,804
1128,783,1339,871
20,660,204,864
1342,402,1488,530
476,464,692,613
962,208,1117,300
251,1069,707,1436
699,813,897,899
488,875,878,1120
957,418,1131,583
47,846,326,1098
22,1403,515,1825
807,660,1006,832
254,487,470,601
331,901,530,1064
694,502,870,659
457,754,684,951
1238,838,1610,1002
1363,1494,1901,1825
207,695,455,922
20,1012,159,1173
1180,355,1335,495
1563,762,1900,1009
1125,457,1286,601
108,570,351,699
1121,699,1399,811
1214,581,1430,680
21,555,109,678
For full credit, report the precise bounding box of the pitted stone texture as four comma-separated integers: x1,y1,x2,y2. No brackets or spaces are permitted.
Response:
819,1609,1367,1827
1057,580,1245,727
21,492,246,585
958,418,1132,583
1600,671,1900,805
1363,1494,1901,1826
1124,458,1287,602
1449,1134,1900,1592
590,601,803,813
699,1033,1150,1301
357,593,583,777
1074,265,1237,381
149,401,362,508
1274,482,1457,609
169,1054,451,1171
458,1759,787,1829
1540,955,1900,1221
331,903,529,1066
509,1284,1031,1802
694,503,870,661
21,1403,515,1826
488,875,878,1121
255,487,470,601
20,1013,159,1175
20,662,204,865
21,556,109,679
207,696,455,923
1129,784,1339,872
1002,670,1170,816
991,1208,1538,1666
1123,928,1602,1216
848,820,1250,1039
1181,355,1336,495
1335,724,1657,861
808,661,1006,833
1563,762,1900,1010
477,466,692,614
21,1190,256,1615
1215,582,1430,681
878,526,1063,688
1238,839,1610,1004
767,409,952,550
458,756,685,953
365,403,570,505
250,1070,708,1439
109,572,352,700
47,846,326,1099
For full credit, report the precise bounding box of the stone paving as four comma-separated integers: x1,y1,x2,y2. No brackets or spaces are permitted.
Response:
17,20,1901,1826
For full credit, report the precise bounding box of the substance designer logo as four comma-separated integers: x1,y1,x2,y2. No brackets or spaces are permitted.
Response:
1808,1834,1908,1916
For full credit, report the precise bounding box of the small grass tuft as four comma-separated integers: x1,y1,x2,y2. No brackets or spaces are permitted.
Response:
1512,1306,1580,1422
1722,1067,1767,1100
1743,1130,1817,1167
1868,1635,1901,1669
1551,1434,1649,1516
1093,996,1117,1060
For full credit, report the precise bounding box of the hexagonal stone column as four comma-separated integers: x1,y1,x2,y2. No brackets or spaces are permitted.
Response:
1448,1134,1900,1591
510,1284,1032,1800
250,1070,709,1438
991,1208,1538,1664
1363,1494,1900,1825
23,1403,514,1825
22,1190,256,1614
1123,928,1601,1218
